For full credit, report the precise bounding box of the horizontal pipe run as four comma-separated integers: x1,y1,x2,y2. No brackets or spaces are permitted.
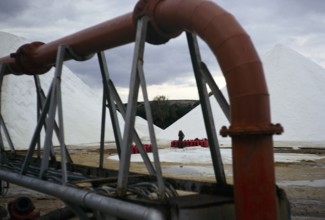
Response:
0,13,136,75
0,170,165,220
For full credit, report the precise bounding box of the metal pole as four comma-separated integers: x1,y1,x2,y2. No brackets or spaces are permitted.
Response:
0,65,16,154
117,17,149,195
108,80,156,175
137,61,165,196
21,83,54,174
56,71,68,184
200,62,231,122
39,45,66,179
186,32,226,185
0,115,15,154
0,65,9,155
33,75,73,163
0,169,166,220
34,75,42,158
99,86,108,168
97,51,123,166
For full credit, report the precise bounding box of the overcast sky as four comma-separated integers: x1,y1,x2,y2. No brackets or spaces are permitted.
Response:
0,0,324,101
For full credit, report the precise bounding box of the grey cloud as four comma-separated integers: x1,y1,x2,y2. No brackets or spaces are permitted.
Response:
66,34,199,88
278,0,325,15
65,44,134,88
65,57,103,88
0,1,30,20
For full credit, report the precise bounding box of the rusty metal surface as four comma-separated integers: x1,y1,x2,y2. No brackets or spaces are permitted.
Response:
0,13,136,75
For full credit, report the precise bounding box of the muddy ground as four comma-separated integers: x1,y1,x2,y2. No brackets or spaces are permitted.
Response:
0,147,324,219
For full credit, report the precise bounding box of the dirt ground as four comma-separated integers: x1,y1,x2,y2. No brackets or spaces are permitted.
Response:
0,147,324,219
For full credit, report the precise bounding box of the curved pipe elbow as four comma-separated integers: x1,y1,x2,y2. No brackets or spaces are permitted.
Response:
137,0,273,128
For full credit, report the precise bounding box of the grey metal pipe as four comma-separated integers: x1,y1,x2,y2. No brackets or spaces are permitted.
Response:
0,170,165,220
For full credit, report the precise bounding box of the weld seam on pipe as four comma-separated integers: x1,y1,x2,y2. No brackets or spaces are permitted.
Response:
223,60,262,76
230,92,270,101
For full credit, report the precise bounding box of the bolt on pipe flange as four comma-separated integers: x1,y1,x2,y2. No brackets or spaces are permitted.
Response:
220,123,284,137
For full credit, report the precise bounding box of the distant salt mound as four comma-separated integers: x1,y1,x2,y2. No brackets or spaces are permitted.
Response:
158,44,325,144
263,44,325,142
0,31,154,149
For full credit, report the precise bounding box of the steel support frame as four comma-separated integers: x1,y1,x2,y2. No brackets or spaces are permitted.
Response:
0,41,167,218
98,51,122,168
33,75,73,162
200,62,231,122
1,18,164,187
97,51,156,174
34,75,56,162
1,33,159,188
19,45,95,183
117,16,165,197
186,32,227,185
0,64,15,155
21,74,58,175
0,115,15,154
19,45,69,183
105,77,156,175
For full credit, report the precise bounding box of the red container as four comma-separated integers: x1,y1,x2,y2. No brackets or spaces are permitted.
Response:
131,144,136,154
148,144,152,152
203,140,209,147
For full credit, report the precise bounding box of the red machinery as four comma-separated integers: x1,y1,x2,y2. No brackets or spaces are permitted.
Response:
7,197,40,220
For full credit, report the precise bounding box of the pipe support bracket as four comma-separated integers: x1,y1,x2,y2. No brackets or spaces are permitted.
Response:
133,0,182,44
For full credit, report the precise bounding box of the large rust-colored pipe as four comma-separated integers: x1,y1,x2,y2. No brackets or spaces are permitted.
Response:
140,1,282,220
0,13,136,74
0,0,283,219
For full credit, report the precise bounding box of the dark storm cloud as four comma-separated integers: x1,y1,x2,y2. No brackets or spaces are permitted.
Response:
65,44,136,88
65,57,104,88
66,37,196,88
0,1,29,20
278,0,325,15
143,35,194,85
265,0,325,33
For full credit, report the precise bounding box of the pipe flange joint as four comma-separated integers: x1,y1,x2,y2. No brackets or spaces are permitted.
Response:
220,123,284,137
10,41,51,75
133,0,182,45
